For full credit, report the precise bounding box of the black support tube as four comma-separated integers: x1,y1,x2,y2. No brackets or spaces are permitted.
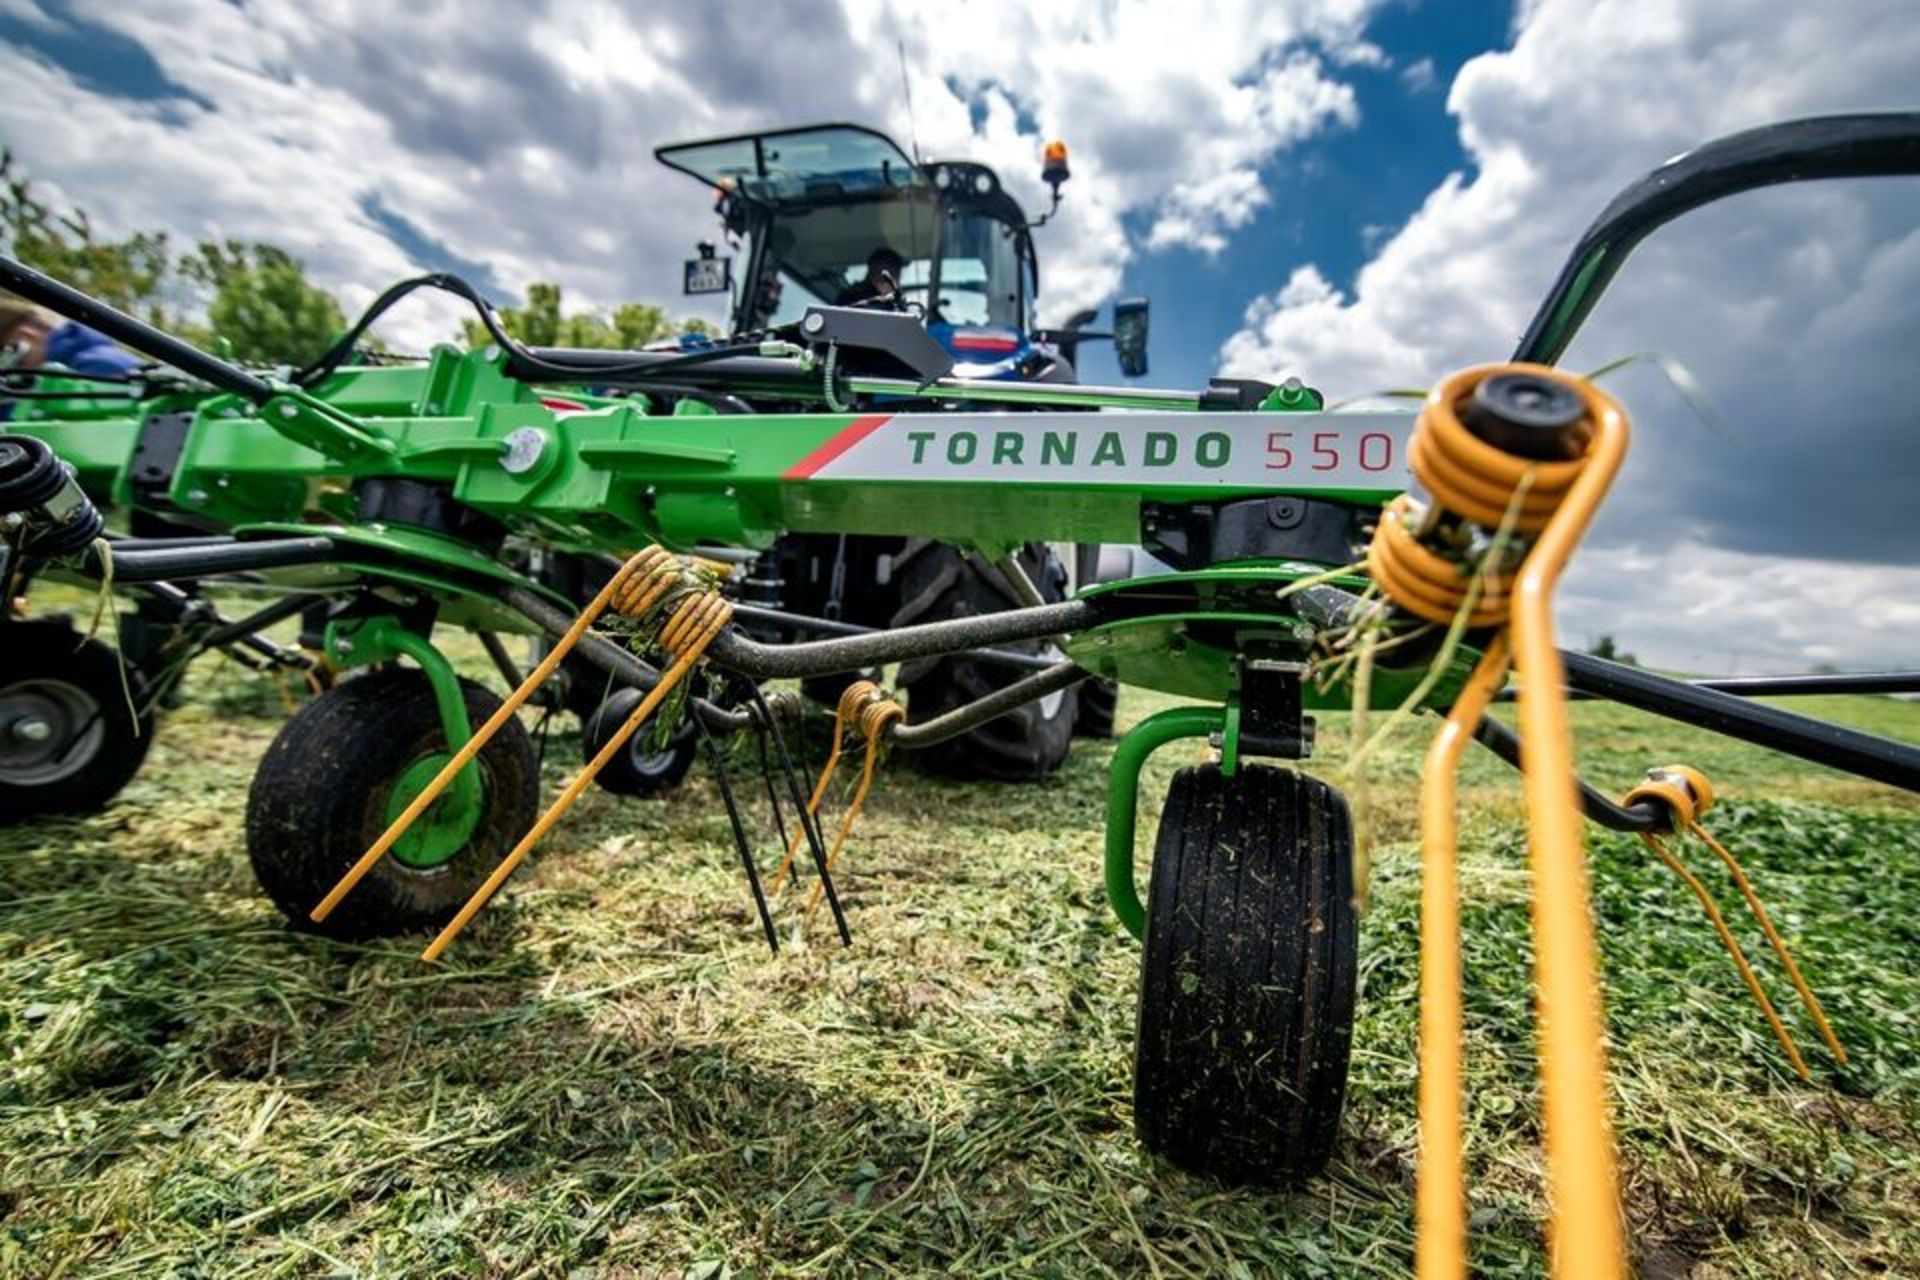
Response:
1690,671,1920,698
0,255,277,403
1515,113,1920,365
82,536,339,584
1472,716,1664,833
1498,668,1920,702
195,588,324,654
705,599,1096,679
890,661,1090,750
727,601,1063,672
1561,650,1920,794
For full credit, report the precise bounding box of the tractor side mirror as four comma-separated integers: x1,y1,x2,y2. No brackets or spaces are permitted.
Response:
1112,296,1149,378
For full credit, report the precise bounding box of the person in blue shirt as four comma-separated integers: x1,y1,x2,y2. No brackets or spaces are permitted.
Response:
2,300,142,421
1,300,142,378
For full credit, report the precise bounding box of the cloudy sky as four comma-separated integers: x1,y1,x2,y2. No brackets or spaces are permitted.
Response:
3,0,1917,673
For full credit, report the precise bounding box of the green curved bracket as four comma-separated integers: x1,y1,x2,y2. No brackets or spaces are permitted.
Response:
1104,705,1225,940
325,615,482,869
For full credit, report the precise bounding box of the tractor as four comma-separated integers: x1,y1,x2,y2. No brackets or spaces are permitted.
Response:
656,122,1156,772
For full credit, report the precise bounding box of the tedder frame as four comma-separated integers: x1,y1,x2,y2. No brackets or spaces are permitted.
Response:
5,113,1920,1278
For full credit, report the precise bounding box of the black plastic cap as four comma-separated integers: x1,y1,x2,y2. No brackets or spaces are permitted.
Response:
1461,373,1588,460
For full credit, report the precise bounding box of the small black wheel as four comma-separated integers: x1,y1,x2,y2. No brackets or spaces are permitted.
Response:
0,620,154,823
583,687,698,797
892,540,1077,781
1133,762,1357,1184
245,667,539,939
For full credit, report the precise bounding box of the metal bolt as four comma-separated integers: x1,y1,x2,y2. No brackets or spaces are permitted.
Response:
426,402,443,415
802,312,826,334
278,403,297,419
500,426,548,475
335,639,354,654
12,717,52,744
186,489,210,505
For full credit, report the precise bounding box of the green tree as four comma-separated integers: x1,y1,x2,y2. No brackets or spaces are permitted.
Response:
3,150,344,364
180,240,344,366
2,148,178,327
465,281,712,351
1588,634,1638,666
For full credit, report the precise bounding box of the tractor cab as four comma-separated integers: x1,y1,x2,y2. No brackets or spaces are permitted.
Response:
657,122,1146,380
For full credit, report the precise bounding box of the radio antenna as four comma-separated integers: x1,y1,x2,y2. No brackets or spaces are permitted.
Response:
897,37,923,165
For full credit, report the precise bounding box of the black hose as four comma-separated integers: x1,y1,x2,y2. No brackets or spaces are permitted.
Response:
0,434,104,556
1470,717,1665,833
295,272,777,389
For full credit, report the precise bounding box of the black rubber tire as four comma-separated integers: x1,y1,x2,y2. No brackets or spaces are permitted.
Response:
1075,678,1119,738
892,540,1076,781
582,687,699,797
1068,543,1118,738
0,621,154,823
245,668,539,939
1133,763,1357,1184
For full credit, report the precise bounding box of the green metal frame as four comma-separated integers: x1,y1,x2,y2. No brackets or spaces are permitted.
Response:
322,615,482,870
14,344,1454,935
1103,706,1226,940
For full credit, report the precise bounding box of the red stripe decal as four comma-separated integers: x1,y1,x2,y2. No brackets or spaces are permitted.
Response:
783,414,892,480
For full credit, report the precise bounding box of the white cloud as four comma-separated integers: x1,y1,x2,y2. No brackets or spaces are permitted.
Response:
1219,0,1920,672
1399,56,1436,93
2,0,1382,343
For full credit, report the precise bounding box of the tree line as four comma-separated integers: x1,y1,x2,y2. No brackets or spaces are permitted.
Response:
1,148,706,367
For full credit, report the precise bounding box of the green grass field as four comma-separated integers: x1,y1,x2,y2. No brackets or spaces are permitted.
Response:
3,639,1917,1277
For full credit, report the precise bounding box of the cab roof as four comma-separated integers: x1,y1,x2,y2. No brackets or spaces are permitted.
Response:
654,123,924,207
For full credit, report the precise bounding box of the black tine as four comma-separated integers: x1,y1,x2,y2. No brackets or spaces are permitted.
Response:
754,723,793,852
750,686,851,947
694,710,779,955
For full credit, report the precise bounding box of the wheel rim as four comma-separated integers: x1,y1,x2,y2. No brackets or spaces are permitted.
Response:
1037,645,1069,720
626,741,685,779
383,751,486,870
0,679,106,787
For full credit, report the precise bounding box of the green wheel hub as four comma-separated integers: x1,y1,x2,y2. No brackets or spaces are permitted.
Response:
383,751,485,869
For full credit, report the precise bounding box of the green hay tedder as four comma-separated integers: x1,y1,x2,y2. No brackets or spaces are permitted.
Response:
4,112,1919,1276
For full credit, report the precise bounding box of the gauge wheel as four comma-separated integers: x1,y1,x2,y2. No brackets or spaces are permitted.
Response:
0,621,154,823
245,668,539,939
1133,762,1357,1183
582,687,699,797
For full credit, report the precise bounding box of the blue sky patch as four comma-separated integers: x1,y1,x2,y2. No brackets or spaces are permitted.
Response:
0,2,213,112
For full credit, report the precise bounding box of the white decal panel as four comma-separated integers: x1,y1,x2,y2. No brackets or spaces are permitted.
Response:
804,412,1415,490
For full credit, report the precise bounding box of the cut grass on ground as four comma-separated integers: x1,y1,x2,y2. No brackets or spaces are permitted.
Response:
3,642,1917,1277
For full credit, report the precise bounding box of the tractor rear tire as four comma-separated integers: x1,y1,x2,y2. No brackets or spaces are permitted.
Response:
1133,762,1357,1184
0,621,154,823
245,668,539,940
892,540,1076,781
1075,678,1119,738
583,688,699,797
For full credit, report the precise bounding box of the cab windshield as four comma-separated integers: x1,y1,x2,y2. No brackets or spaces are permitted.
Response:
755,195,1029,330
